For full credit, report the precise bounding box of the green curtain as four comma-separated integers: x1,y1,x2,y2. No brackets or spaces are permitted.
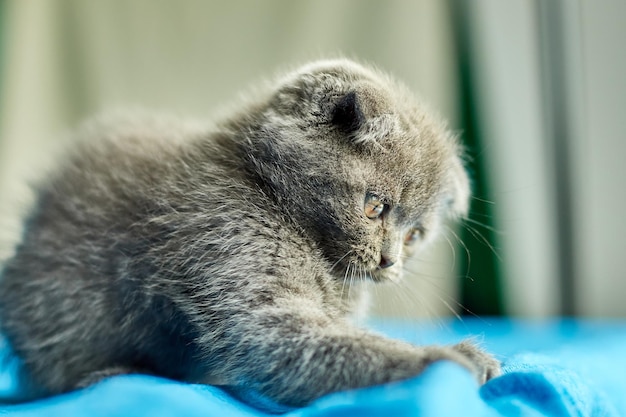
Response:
450,0,504,316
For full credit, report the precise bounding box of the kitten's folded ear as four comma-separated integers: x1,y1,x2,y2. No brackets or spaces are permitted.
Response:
331,91,364,134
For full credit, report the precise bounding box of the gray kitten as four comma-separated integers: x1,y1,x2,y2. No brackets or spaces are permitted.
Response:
0,59,500,407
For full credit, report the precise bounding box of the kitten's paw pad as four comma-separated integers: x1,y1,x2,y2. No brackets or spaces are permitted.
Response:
451,340,501,384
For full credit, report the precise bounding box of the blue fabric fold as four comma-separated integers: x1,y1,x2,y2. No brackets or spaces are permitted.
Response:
482,354,619,417
1,319,624,417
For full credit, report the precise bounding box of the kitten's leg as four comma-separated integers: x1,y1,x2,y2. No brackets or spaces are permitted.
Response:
201,305,501,407
75,366,147,389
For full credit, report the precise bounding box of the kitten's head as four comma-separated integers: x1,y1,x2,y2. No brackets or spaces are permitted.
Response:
241,59,469,284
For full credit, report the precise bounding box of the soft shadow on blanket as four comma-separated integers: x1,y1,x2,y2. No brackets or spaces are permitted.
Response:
1,319,625,417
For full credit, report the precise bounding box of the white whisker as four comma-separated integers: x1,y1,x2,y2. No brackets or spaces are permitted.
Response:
347,263,354,300
341,262,350,300
464,217,502,235
403,267,490,325
470,195,495,205
440,228,458,274
330,250,354,272
446,226,472,279
463,223,502,262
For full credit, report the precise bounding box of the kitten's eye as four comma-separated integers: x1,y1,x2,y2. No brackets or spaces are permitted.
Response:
404,227,423,246
364,194,385,219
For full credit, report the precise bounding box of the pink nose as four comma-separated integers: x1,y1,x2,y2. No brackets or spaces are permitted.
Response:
378,255,396,269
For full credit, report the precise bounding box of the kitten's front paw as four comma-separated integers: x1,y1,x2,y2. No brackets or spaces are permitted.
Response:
451,340,501,384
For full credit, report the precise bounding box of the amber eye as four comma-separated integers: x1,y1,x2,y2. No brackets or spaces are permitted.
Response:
364,194,385,219
404,227,422,246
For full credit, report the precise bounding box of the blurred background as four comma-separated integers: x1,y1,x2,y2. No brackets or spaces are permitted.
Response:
0,0,624,318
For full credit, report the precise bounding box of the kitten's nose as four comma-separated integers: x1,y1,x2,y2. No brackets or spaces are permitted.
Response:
378,255,396,269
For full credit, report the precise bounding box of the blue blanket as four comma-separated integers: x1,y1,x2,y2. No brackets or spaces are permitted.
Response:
1,319,624,417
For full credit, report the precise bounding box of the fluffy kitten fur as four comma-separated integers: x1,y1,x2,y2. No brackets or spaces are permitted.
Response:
0,59,499,407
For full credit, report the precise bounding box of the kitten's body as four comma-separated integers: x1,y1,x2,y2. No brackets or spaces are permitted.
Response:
0,59,499,407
